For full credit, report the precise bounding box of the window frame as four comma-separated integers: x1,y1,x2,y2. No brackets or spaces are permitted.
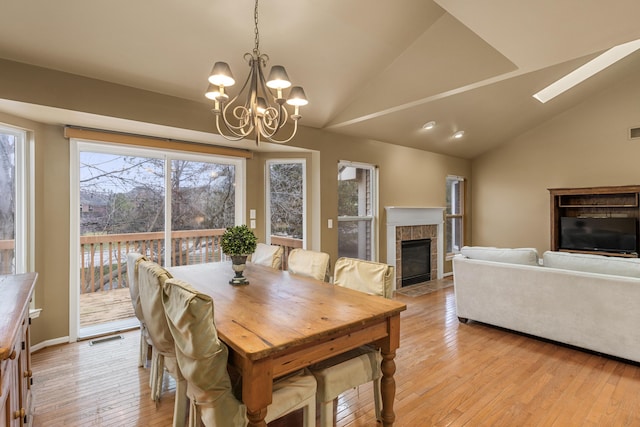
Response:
0,124,31,275
337,160,378,261
445,175,465,258
265,158,307,248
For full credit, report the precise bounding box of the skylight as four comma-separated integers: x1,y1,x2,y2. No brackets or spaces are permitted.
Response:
533,38,640,103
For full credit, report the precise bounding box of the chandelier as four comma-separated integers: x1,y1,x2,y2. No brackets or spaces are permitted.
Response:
205,0,308,145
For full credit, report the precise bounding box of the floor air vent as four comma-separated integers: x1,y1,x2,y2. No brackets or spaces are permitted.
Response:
89,335,123,346
630,127,640,139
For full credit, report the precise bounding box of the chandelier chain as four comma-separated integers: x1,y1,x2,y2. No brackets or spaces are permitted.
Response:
253,0,260,55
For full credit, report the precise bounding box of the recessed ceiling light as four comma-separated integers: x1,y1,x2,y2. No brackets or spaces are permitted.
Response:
533,38,640,103
422,121,436,130
453,130,465,139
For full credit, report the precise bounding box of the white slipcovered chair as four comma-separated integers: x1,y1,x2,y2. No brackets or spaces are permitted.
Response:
126,252,153,368
310,257,394,427
161,277,317,427
287,248,331,282
137,260,188,427
250,242,284,269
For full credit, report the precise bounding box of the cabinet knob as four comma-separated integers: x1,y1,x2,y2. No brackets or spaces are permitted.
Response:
24,369,32,378
9,349,16,360
13,408,25,419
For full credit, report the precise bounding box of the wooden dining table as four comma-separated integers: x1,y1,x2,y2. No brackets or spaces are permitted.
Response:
167,261,406,427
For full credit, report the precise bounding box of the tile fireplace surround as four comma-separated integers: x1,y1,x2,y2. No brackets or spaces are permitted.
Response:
385,207,445,291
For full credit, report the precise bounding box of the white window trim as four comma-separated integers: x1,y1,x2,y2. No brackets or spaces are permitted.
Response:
69,139,245,342
0,124,37,318
265,159,306,248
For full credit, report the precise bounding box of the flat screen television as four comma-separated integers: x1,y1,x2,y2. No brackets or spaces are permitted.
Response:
560,217,638,254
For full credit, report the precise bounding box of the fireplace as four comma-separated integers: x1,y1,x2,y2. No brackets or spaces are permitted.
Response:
401,239,431,286
385,207,445,291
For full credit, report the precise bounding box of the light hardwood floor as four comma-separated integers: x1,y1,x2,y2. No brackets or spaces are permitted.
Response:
31,280,640,426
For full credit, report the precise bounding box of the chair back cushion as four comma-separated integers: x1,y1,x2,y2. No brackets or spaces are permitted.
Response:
162,278,246,424
137,260,176,355
126,252,147,322
252,243,284,269
287,248,330,282
333,257,394,298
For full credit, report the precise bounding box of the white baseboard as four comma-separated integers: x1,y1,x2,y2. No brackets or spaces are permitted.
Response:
31,336,70,353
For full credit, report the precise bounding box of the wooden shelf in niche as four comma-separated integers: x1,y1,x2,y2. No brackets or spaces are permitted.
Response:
558,193,638,208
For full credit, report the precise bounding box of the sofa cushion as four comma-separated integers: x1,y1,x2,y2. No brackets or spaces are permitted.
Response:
460,246,539,266
543,251,640,278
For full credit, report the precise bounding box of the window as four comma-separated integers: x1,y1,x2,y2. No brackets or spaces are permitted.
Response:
446,175,465,255
266,159,306,247
0,125,28,275
338,162,377,260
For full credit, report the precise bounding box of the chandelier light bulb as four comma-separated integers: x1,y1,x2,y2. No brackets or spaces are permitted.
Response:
266,65,292,89
286,87,308,106
208,62,235,87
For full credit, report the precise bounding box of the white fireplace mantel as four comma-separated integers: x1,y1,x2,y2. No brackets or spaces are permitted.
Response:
385,206,445,288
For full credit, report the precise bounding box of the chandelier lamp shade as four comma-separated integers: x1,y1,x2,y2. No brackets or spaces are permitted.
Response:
205,0,308,144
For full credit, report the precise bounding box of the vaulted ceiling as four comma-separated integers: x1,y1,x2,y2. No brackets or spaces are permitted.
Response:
1,0,640,158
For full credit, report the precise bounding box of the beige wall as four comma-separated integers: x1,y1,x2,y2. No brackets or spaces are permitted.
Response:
472,70,640,255
0,59,470,345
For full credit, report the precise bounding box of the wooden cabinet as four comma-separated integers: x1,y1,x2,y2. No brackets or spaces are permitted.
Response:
549,185,640,257
0,273,37,427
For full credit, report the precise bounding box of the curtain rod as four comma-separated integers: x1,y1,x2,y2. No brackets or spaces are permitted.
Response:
64,126,253,159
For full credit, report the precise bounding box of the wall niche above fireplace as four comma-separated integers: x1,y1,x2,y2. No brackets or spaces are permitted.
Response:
549,185,640,258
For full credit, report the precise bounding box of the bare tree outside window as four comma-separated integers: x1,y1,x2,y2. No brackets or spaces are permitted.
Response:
79,151,237,293
268,162,304,239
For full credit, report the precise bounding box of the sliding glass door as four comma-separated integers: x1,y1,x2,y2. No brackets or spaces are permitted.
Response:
72,140,244,339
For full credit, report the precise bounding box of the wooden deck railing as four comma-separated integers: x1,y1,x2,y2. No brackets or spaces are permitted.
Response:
270,235,303,270
79,230,303,294
0,239,15,275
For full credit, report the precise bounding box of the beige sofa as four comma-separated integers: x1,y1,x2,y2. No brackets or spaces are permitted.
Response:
453,247,640,363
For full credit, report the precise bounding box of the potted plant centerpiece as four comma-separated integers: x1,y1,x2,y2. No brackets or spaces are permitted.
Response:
220,224,257,285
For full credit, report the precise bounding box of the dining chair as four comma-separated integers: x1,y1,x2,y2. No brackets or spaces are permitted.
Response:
137,260,188,427
310,257,394,427
250,242,284,269
287,248,331,282
126,252,152,368
161,277,317,427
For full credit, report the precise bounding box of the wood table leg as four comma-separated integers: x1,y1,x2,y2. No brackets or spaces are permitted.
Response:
246,408,268,427
242,358,272,427
380,314,401,427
